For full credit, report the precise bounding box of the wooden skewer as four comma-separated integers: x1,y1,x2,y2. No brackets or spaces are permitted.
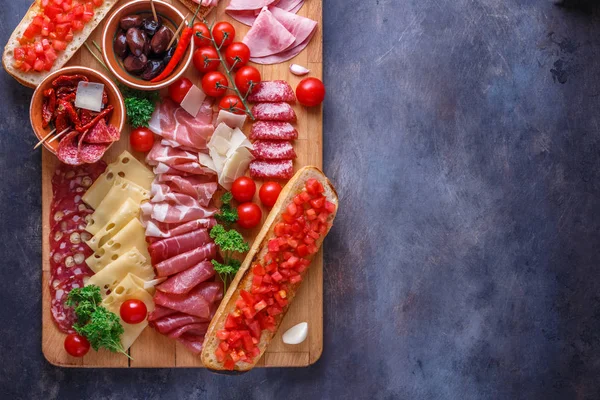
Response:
167,13,190,49
46,127,71,145
150,0,159,23
33,128,56,149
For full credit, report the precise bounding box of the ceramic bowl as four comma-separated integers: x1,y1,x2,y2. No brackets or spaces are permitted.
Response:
102,0,193,91
30,66,125,155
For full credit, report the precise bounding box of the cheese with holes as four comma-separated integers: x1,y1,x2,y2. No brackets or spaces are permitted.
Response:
85,177,150,235
101,273,155,350
85,248,154,297
86,218,150,273
86,198,139,252
83,151,154,209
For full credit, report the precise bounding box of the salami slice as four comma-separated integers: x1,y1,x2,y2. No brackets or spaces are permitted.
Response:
79,142,108,164
250,121,298,140
249,159,294,179
247,80,296,103
252,102,297,122
57,130,83,165
84,119,120,143
251,140,297,160
50,276,84,334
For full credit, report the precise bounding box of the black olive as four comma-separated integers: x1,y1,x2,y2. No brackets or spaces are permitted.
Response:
142,17,162,36
140,60,165,80
126,28,147,57
113,30,128,58
123,54,148,73
163,46,176,65
150,25,174,55
119,15,143,30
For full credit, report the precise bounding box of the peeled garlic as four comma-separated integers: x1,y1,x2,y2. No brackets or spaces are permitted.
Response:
282,322,308,345
289,64,310,76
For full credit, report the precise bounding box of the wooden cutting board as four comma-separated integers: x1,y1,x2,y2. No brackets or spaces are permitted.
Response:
41,0,323,368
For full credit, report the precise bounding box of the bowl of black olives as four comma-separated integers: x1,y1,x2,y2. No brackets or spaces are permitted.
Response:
101,0,193,90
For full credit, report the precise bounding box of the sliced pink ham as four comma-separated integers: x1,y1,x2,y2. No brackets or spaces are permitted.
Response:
226,0,279,11
158,174,217,200
141,200,216,224
149,229,211,264
148,305,177,322
250,159,294,179
167,323,209,339
151,313,210,334
144,217,216,239
250,121,298,140
156,260,215,294
242,7,295,58
154,242,216,277
252,102,297,122
227,1,305,26
248,80,296,103
251,140,297,160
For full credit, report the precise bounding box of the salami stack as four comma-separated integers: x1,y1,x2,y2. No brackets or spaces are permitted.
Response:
49,161,106,333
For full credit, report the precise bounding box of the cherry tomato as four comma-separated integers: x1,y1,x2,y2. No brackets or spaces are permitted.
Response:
231,177,256,202
259,182,282,208
224,42,250,70
168,77,193,104
235,66,261,96
237,202,262,229
120,299,148,324
193,46,219,73
202,71,228,98
130,127,155,152
219,95,245,115
212,21,235,48
64,333,90,357
192,22,211,48
296,77,326,107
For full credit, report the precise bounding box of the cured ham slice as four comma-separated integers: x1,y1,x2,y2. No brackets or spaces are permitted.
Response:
146,142,198,167
251,140,297,160
141,200,216,224
249,159,294,179
226,0,278,11
247,80,296,103
149,229,211,264
250,7,318,64
167,323,209,339
176,334,205,354
151,313,210,334
158,174,217,201
157,260,214,294
148,99,214,151
154,242,216,277
144,217,216,238
154,284,212,319
250,121,298,140
252,102,297,122
153,161,215,176
148,305,177,322
151,184,215,208
242,7,295,58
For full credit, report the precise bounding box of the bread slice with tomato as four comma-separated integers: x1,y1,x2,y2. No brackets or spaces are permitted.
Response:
201,166,338,372
2,0,120,87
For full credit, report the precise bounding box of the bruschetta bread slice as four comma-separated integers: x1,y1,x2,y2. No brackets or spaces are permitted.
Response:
202,166,338,372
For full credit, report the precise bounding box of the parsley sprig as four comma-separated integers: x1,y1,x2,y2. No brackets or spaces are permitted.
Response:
215,191,238,226
119,85,160,128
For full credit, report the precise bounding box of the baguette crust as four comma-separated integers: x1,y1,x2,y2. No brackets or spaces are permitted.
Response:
201,166,338,371
2,0,120,87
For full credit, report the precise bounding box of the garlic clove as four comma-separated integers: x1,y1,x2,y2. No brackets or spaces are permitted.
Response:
289,64,310,76
282,322,308,345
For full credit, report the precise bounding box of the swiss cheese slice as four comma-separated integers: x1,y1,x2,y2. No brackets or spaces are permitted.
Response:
86,218,150,273
101,273,155,351
85,198,139,252
85,177,150,235
83,151,154,209
85,248,154,297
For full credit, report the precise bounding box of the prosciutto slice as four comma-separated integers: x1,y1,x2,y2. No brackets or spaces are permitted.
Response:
158,174,217,200
154,284,212,318
154,242,216,277
146,142,199,167
149,229,211,264
176,334,205,354
151,313,210,334
148,305,177,322
148,99,214,151
151,184,214,208
156,260,215,294
167,323,209,339
242,7,295,58
153,161,215,176
141,200,216,224
144,217,216,238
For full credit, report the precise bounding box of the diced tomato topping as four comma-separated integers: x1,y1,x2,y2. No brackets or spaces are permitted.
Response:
92,0,102,6
225,314,238,330
310,197,325,209
325,201,336,213
289,275,303,285
271,271,283,282
306,179,324,195
282,212,295,223
215,347,226,363
52,40,67,51
224,358,235,370
216,330,230,340
268,239,279,252
72,20,84,31
219,341,229,352
254,300,267,311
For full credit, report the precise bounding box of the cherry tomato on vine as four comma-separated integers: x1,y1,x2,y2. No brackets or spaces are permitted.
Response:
224,42,250,70
168,77,192,104
130,127,154,152
192,22,211,48
202,71,228,98
212,21,235,48
219,95,245,115
296,77,326,107
235,66,261,95
64,333,90,357
259,182,282,208
193,47,219,73
237,202,262,229
120,299,148,324
231,177,256,202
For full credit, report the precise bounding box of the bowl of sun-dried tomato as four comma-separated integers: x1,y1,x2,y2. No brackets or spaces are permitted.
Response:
30,66,125,158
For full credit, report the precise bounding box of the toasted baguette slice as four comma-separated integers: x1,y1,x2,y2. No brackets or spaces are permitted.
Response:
2,0,119,87
202,166,338,372
176,0,211,16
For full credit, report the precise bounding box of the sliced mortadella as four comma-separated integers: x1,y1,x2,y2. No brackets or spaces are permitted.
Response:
242,7,296,58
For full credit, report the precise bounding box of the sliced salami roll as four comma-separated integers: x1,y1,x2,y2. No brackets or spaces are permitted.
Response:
252,102,297,122
57,130,84,166
250,121,298,141
50,276,84,334
251,140,297,160
247,80,296,103
249,159,294,179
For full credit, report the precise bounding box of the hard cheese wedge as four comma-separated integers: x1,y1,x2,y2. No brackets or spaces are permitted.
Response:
85,198,139,252
83,151,154,209
86,248,154,297
86,218,150,273
85,177,150,235
101,273,155,351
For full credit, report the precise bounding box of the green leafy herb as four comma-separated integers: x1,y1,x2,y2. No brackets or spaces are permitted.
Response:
215,191,238,226
210,224,249,292
119,85,160,128
66,285,129,358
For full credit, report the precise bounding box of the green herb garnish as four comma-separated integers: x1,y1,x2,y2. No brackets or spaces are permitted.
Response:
210,223,249,292
119,85,160,129
215,191,238,226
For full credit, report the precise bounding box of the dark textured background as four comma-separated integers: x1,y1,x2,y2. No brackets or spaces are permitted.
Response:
2,0,600,399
